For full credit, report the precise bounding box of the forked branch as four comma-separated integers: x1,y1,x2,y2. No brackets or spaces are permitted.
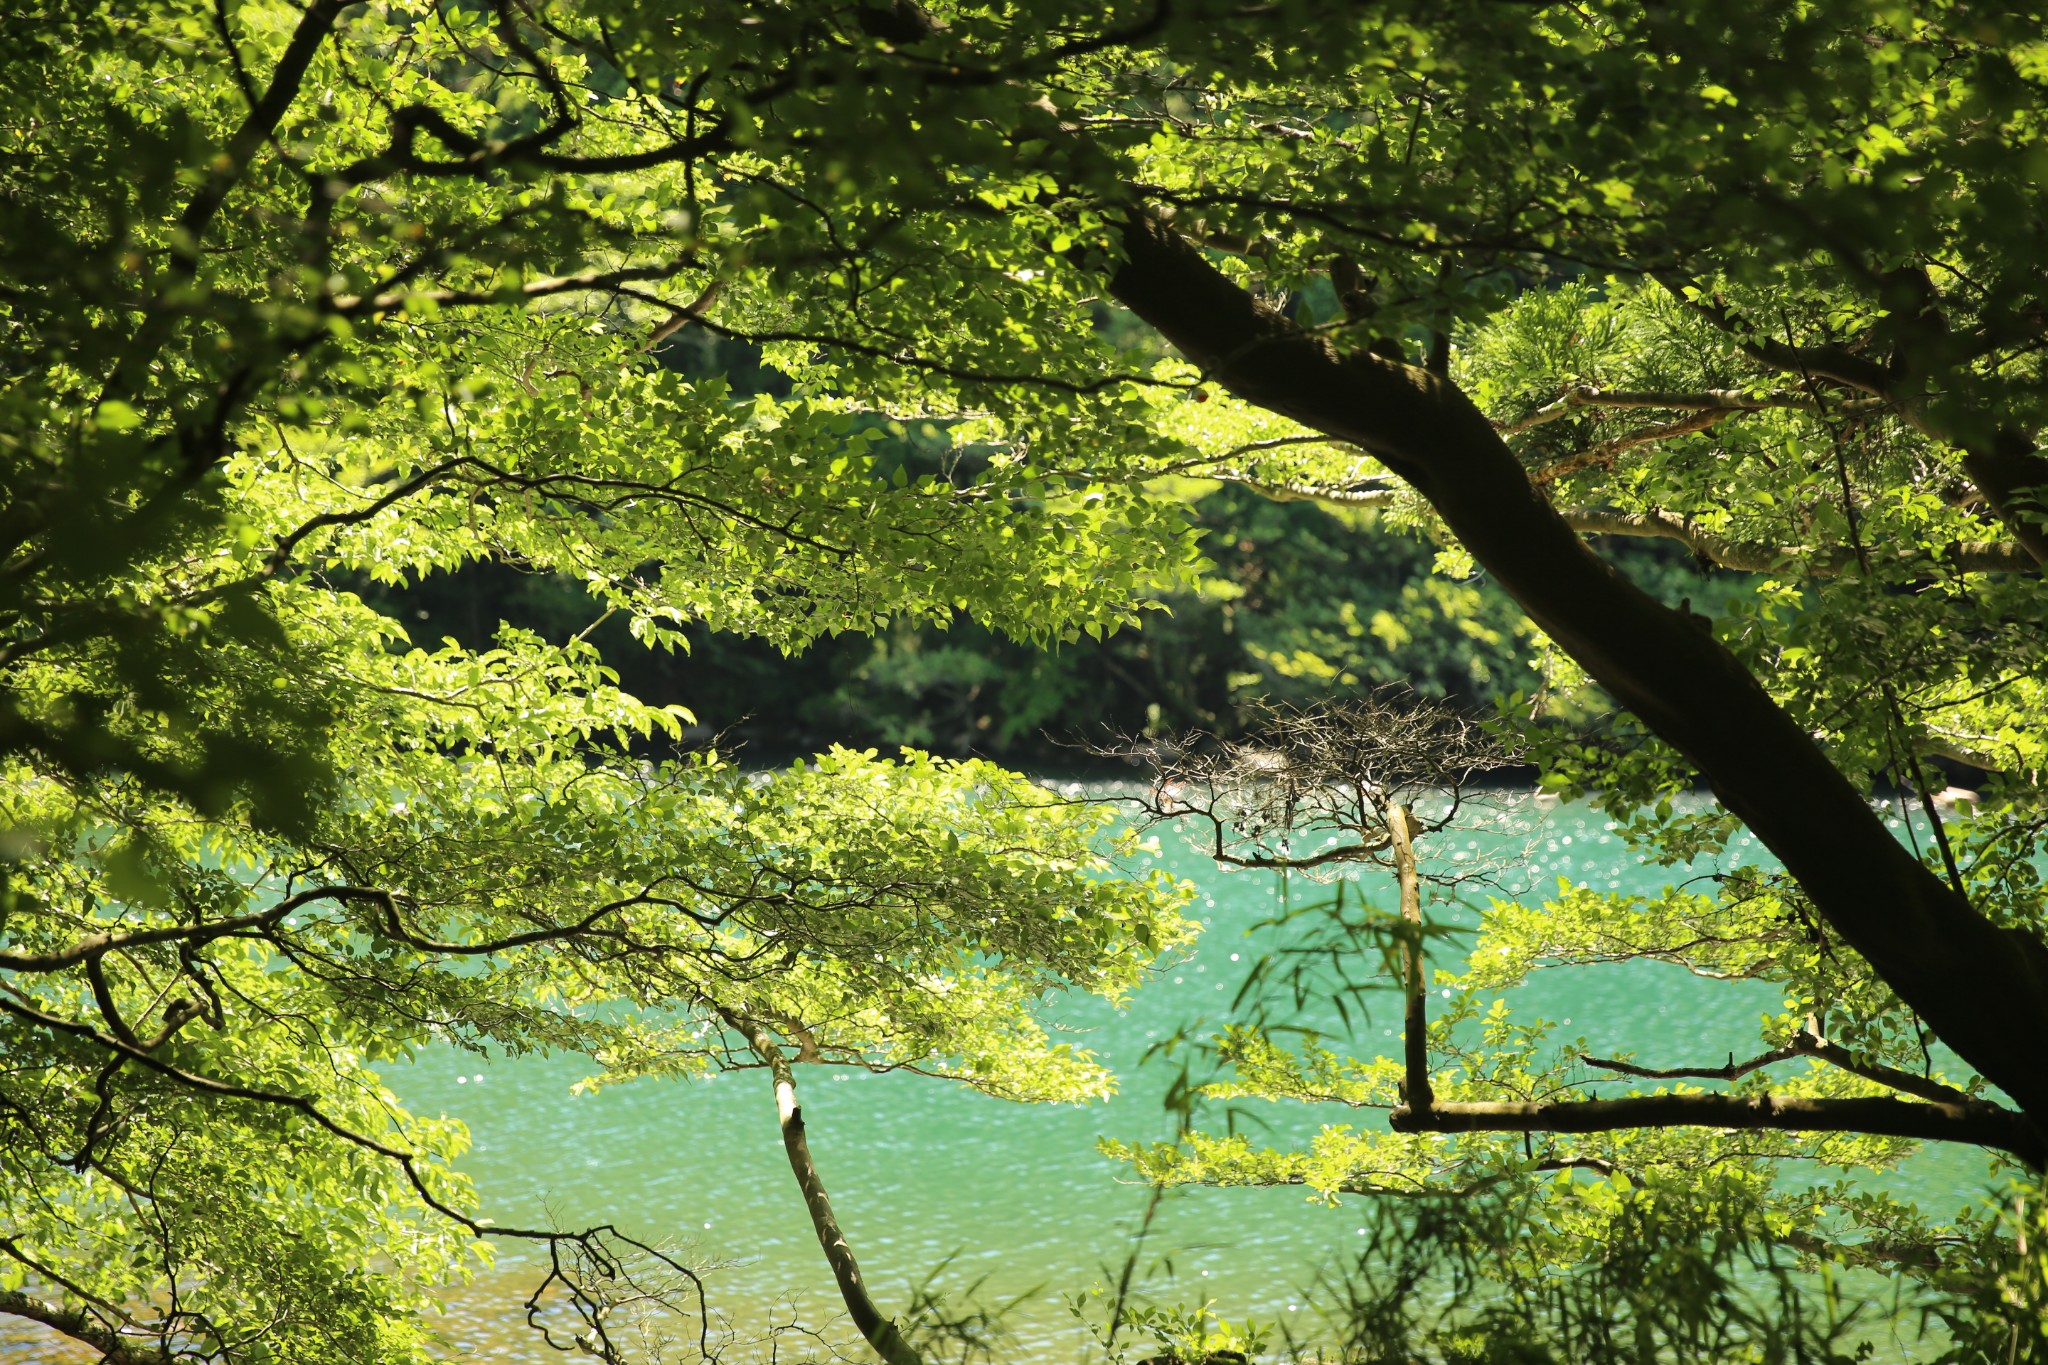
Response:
1580,1019,1975,1108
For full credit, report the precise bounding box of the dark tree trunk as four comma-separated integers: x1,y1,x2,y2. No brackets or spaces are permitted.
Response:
1108,213,2048,1145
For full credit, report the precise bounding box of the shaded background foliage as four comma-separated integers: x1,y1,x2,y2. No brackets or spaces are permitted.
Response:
356,336,1748,764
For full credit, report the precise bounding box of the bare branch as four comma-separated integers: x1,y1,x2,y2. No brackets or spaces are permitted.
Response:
1092,693,1516,880
1580,1019,1977,1107
726,1011,924,1365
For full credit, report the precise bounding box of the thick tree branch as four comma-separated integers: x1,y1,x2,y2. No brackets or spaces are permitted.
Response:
1663,279,2048,566
1957,429,2048,566
1107,210,2048,1145
1389,802,1431,1113
1664,281,1898,399
1918,734,2008,772
1388,1092,2043,1167
0,1289,168,1365
178,0,356,255
0,884,375,973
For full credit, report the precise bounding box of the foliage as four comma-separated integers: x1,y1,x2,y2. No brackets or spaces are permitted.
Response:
0,3,1206,1358
1069,1288,1273,1365
1290,1181,1891,1365
1109,699,2041,1353
5,0,2048,1360
361,481,1554,761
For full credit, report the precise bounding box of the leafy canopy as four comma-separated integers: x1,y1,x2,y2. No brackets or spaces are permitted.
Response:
4,0,2048,1361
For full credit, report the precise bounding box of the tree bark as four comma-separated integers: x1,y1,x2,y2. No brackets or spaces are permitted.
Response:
0,1290,167,1365
1958,430,2048,567
1387,802,1432,1113
1108,212,2048,1145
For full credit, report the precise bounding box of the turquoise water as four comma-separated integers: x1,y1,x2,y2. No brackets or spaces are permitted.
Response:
384,793,2000,1361
0,794,2000,1363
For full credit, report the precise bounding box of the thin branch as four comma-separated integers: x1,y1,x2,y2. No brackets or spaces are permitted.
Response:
0,885,376,973
329,260,696,316
645,275,725,349
623,287,1184,397
1557,508,2037,576
725,1011,925,1365
1580,1020,1976,1107
0,980,716,1364
1530,409,1732,484
260,459,473,574
1496,385,1886,437
1211,478,2036,577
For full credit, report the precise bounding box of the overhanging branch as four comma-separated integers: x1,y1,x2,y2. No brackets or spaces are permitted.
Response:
1561,507,2036,576
0,1289,167,1365
1106,207,2048,1139
1388,1092,2043,1168
1581,1020,1976,1108
1497,385,1887,437
1659,276,2048,566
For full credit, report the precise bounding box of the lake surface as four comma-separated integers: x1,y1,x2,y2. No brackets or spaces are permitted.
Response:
382,792,1998,1362
0,793,1999,1363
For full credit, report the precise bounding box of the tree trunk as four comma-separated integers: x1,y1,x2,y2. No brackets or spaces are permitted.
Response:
1108,213,2048,1143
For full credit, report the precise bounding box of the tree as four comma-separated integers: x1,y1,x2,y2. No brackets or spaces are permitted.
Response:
5,0,2048,1359
1108,697,2041,1358
1,5,1203,1360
